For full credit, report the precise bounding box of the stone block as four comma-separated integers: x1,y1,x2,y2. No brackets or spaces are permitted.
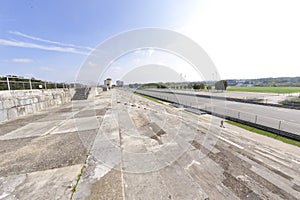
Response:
0,109,7,122
3,99,16,109
7,108,18,119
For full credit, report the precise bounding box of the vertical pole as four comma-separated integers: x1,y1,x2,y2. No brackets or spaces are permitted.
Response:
55,83,57,89
44,82,47,90
29,79,32,90
6,76,10,91
238,112,240,119
255,115,257,123
278,120,281,130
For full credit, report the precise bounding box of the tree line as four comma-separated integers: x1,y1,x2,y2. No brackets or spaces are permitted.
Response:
192,80,228,90
129,80,228,91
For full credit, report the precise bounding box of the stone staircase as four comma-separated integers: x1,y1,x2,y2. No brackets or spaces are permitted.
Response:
71,87,91,100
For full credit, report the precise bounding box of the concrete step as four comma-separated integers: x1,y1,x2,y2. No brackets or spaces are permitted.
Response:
71,87,91,100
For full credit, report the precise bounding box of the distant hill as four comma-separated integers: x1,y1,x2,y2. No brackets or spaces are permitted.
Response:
226,77,300,87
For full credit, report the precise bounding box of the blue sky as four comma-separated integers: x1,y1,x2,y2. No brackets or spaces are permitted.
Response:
0,0,195,82
1,0,300,83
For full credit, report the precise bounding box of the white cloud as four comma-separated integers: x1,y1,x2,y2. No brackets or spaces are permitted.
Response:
40,66,54,71
0,39,89,55
0,31,95,55
9,31,94,51
12,58,33,63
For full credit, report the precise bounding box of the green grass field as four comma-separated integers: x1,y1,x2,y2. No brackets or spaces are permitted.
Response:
134,92,164,104
227,86,300,94
226,120,300,147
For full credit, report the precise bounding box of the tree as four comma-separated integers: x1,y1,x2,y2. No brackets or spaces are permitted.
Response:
187,83,193,89
215,80,228,90
193,83,206,90
193,84,201,90
199,83,206,90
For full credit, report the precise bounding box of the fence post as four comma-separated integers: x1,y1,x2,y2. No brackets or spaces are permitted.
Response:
29,79,32,90
278,120,282,130
6,76,10,91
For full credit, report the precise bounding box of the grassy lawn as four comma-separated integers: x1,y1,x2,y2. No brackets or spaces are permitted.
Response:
226,120,300,147
227,86,300,94
134,92,164,104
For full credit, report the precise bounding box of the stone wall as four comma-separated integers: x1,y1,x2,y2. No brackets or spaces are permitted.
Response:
0,89,75,122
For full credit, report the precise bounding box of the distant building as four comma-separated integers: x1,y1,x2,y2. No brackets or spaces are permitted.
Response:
227,79,238,86
104,78,113,90
116,80,124,87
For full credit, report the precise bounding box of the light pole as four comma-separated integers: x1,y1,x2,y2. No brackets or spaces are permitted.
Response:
6,76,10,91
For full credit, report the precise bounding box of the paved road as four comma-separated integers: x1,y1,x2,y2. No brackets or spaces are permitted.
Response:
148,88,300,104
1,89,300,199
137,89,300,136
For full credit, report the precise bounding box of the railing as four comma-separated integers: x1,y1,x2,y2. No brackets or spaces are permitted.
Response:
0,77,75,91
136,89,300,140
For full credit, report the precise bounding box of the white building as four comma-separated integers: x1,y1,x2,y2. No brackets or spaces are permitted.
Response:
104,78,113,89
116,80,123,87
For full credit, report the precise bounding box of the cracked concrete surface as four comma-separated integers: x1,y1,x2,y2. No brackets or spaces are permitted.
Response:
1,89,300,199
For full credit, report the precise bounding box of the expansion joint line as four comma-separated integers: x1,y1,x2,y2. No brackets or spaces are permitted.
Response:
119,127,126,200
70,124,99,199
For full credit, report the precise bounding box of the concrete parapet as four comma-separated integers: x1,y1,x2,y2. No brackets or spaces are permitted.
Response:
0,89,75,122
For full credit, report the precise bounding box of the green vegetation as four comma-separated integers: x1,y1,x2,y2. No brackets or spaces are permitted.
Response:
144,83,167,89
129,83,167,89
280,97,300,106
226,120,300,147
227,86,300,93
70,151,91,199
292,98,300,103
134,92,164,104
70,164,85,198
193,83,206,90
0,76,70,90
250,77,300,87
215,80,228,90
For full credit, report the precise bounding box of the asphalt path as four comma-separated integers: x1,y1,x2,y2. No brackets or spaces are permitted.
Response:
137,89,300,136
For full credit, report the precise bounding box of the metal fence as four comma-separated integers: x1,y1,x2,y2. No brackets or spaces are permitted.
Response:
0,77,75,91
136,89,300,139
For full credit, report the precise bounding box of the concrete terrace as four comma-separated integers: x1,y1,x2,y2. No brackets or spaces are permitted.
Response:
0,89,300,199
